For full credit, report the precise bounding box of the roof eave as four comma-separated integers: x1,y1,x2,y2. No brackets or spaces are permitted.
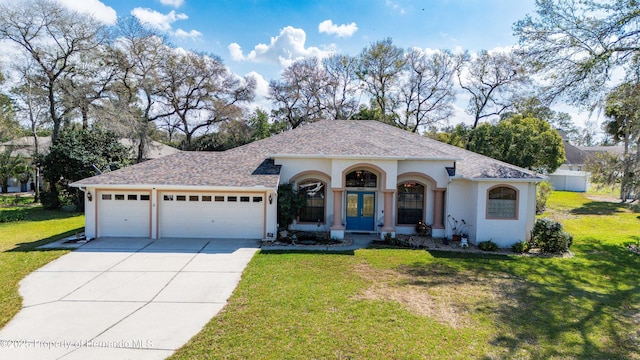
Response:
270,154,461,161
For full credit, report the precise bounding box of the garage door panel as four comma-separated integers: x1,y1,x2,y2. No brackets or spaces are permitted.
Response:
98,191,151,238
159,193,264,239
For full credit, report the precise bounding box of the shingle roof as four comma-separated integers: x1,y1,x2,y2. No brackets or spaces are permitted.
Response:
72,120,543,188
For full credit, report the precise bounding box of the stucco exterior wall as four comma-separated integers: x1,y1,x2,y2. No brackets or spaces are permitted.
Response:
84,186,96,239
473,181,536,248
446,179,478,243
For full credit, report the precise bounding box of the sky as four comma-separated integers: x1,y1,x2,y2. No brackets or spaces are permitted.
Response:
2,0,597,127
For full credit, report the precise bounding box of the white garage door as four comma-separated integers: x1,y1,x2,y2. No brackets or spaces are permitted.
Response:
98,191,151,237
159,193,265,239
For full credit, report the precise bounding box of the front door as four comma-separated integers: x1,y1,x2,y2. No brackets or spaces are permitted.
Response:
346,192,375,231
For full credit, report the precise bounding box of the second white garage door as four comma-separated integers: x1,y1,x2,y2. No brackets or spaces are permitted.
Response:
159,193,265,239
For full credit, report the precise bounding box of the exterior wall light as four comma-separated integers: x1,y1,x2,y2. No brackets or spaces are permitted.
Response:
268,194,273,204
87,191,93,202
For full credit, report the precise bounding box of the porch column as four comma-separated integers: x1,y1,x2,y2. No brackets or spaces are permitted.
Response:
331,189,344,230
381,190,395,232
433,188,445,229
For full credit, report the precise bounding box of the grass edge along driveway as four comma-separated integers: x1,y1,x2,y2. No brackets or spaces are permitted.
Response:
0,204,84,329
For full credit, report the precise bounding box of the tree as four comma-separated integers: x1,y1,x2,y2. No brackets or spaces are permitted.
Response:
357,38,405,124
159,50,255,150
247,108,286,140
514,0,640,106
508,96,582,143
436,115,565,173
322,54,361,120
590,82,640,201
398,49,456,132
0,149,28,193
457,49,529,129
269,57,327,129
0,0,107,142
40,127,131,208
101,17,173,162
0,72,21,142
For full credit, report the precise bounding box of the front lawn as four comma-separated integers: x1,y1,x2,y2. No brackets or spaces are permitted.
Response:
0,199,84,328
173,191,640,359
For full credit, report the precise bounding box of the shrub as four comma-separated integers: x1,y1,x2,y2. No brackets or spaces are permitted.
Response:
40,189,61,210
532,218,573,253
0,211,25,223
512,241,530,253
478,240,498,251
536,181,553,214
276,183,306,230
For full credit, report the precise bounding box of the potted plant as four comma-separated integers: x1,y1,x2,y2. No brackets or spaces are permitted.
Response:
447,215,468,242
414,221,431,237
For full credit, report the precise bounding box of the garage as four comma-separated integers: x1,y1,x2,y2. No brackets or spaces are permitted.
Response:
158,192,265,239
97,191,151,237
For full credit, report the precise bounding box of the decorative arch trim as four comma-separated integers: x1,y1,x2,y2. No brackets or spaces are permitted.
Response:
289,170,331,184
341,163,388,191
397,172,438,188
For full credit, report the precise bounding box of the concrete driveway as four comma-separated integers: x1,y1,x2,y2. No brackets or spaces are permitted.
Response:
0,237,259,360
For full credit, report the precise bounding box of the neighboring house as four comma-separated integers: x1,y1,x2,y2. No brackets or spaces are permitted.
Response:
548,136,591,192
72,120,544,248
0,136,180,192
548,131,624,192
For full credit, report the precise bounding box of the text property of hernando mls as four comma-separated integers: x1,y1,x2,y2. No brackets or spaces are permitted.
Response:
0,338,153,350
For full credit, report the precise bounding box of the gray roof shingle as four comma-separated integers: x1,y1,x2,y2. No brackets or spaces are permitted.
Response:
72,120,543,188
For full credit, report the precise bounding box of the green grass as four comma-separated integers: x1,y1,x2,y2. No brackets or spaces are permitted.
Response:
0,203,84,329
173,191,640,359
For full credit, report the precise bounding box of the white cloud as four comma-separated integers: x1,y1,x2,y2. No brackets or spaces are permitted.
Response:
245,71,271,111
228,26,334,68
131,8,201,40
385,0,406,14
318,20,358,38
131,8,187,32
57,0,117,24
174,28,202,40
159,0,184,8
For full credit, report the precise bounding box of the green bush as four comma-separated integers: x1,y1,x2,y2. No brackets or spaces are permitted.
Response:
40,189,60,210
0,211,25,223
532,218,573,253
478,240,498,251
511,241,530,253
536,181,553,214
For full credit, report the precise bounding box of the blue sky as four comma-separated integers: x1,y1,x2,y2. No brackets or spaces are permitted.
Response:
96,0,537,82
4,0,593,126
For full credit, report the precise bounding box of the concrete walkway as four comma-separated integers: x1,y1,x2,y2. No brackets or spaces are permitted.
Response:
0,237,259,360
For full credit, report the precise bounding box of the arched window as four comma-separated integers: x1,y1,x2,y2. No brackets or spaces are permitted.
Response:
298,180,325,223
345,170,377,188
397,182,425,225
487,186,518,219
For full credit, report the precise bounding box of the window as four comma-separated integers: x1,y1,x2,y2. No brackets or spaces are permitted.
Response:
202,196,212,202
189,195,199,201
253,196,263,203
487,186,517,219
163,195,174,201
397,182,424,225
240,196,250,202
215,196,225,202
140,195,150,201
228,196,237,202
299,180,325,222
101,194,112,200
127,194,138,200
115,194,125,200
176,195,186,201
345,170,377,188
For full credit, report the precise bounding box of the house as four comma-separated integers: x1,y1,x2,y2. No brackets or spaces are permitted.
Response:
0,136,180,192
71,120,545,248
548,131,624,192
